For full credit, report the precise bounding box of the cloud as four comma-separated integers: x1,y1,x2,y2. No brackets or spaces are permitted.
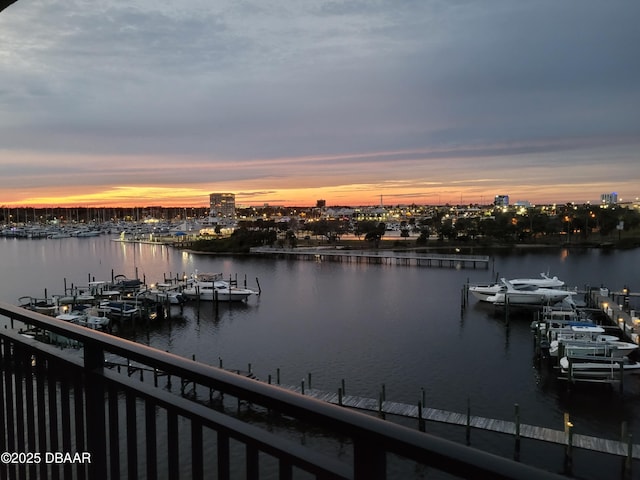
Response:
0,1,639,207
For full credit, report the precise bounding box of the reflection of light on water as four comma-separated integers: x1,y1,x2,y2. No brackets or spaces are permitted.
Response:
560,248,570,261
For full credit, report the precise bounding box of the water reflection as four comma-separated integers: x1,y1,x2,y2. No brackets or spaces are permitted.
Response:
1,236,640,478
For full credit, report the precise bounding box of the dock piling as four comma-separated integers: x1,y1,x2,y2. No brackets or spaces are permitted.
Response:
514,403,521,459
466,397,471,445
625,433,633,479
564,417,574,476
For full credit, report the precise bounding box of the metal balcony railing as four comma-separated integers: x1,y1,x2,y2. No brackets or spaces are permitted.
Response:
0,302,565,480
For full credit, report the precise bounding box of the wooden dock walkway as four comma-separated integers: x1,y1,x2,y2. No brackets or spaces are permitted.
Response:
249,247,490,269
589,289,639,344
278,384,640,460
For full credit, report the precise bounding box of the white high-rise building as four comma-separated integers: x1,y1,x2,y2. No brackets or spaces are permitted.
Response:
600,192,618,205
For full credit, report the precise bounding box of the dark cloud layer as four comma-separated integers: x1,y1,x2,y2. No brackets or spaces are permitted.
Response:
0,1,638,205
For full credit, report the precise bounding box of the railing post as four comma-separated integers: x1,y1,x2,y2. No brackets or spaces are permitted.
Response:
354,436,385,480
84,340,107,480
514,403,521,460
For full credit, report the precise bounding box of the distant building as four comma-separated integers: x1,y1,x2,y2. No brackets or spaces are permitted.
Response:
316,199,326,208
494,195,509,207
209,193,236,219
600,192,618,205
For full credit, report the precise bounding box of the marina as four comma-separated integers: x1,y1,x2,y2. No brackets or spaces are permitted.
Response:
524,287,640,392
1,235,640,479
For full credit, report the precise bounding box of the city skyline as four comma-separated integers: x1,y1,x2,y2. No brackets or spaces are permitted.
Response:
1,1,639,208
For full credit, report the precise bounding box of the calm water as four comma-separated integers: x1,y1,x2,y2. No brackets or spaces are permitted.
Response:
1,236,639,478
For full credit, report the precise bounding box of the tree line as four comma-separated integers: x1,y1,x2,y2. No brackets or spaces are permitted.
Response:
188,205,640,252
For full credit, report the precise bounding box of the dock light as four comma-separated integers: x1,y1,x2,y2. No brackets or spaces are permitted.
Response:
623,286,629,295
602,302,609,311
566,421,573,428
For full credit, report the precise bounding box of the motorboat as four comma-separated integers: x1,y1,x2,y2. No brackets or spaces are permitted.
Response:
548,325,638,358
182,272,256,302
111,275,144,293
56,305,110,330
87,281,122,299
56,313,85,324
47,231,71,239
101,300,140,318
18,296,58,316
183,281,256,302
71,228,101,237
561,341,638,358
140,283,186,304
80,313,110,329
530,305,593,331
560,356,640,379
548,324,608,343
469,273,565,302
540,304,591,323
485,278,574,306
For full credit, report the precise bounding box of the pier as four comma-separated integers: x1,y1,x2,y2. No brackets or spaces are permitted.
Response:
274,382,639,462
250,246,490,269
97,351,640,476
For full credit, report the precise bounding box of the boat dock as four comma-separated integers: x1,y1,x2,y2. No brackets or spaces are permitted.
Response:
115,356,639,473
268,381,639,465
589,288,640,344
529,287,640,390
249,247,490,269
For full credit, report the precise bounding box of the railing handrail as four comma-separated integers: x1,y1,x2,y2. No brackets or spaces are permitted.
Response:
0,301,566,479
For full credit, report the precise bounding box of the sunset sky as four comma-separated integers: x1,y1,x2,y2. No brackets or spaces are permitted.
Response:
1,1,639,208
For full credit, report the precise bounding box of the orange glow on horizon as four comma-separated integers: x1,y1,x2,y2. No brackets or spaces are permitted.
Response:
0,182,616,208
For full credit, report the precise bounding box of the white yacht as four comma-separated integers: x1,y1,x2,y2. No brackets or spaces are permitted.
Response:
485,278,574,306
469,273,565,302
182,272,256,302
